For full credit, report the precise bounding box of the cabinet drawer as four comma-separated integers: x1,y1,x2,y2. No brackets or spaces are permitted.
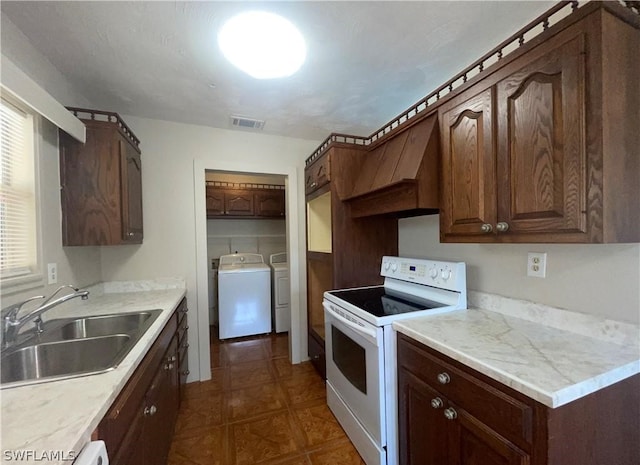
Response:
398,335,533,445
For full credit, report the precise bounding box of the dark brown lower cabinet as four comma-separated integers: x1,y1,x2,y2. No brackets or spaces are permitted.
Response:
398,333,640,465
97,298,188,465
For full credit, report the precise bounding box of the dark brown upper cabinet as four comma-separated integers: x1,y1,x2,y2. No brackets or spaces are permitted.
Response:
205,184,285,219
224,190,254,216
304,2,638,244
60,108,143,246
255,190,286,217
439,7,639,243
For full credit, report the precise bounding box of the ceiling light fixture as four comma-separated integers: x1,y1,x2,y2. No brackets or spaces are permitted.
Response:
218,11,306,79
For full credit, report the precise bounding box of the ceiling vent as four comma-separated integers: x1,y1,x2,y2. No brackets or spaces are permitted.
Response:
230,116,265,130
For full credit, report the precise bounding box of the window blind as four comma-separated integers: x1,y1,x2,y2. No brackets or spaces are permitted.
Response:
0,99,37,280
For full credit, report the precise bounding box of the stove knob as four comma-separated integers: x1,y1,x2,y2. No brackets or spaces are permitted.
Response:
384,261,390,271
441,268,451,281
429,267,438,279
391,263,398,272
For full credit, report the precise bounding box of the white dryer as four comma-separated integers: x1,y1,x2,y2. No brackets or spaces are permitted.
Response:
218,253,271,339
269,253,290,333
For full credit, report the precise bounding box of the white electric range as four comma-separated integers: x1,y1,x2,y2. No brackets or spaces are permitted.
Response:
323,256,467,465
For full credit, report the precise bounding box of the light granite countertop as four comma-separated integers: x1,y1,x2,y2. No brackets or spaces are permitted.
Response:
393,298,640,408
0,282,186,465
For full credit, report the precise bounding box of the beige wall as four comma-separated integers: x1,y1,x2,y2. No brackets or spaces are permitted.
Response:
0,118,103,307
1,15,101,308
399,215,640,324
99,115,319,380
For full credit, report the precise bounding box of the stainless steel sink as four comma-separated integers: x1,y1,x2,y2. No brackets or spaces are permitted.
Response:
1,335,131,385
1,309,162,388
41,310,161,341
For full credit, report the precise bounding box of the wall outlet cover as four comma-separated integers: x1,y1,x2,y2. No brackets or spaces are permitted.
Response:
527,252,547,278
47,263,58,284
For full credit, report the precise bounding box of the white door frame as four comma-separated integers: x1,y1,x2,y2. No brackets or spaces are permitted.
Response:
193,159,306,380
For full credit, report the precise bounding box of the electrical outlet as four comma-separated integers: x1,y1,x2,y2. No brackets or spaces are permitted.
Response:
47,263,58,284
527,253,547,278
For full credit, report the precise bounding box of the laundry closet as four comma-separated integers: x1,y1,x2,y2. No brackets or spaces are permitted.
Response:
205,171,289,341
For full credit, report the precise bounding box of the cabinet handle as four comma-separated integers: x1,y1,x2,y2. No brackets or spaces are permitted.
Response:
182,307,189,313
444,407,457,421
182,370,190,376
144,405,157,416
496,222,510,232
430,397,444,409
437,372,451,384
182,342,190,349
184,325,189,330
167,355,177,363
480,223,493,233
127,232,134,237
164,362,174,371
311,182,317,188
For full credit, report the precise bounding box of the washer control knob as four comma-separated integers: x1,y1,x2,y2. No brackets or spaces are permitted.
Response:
429,267,438,279
391,263,398,272
384,261,390,271
441,269,452,281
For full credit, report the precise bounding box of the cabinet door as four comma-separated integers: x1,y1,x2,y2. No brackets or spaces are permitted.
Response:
496,34,586,237
206,188,225,216
142,355,175,465
398,369,448,465
449,403,530,465
255,190,285,217
305,154,330,194
225,190,254,216
440,89,497,239
120,138,143,243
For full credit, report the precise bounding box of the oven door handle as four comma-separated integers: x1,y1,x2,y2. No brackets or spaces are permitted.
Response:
323,301,377,339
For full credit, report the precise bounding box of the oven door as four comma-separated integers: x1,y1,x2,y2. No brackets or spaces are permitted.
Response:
324,300,385,446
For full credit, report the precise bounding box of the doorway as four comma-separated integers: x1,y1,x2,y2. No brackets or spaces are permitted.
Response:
193,159,306,382
205,170,288,342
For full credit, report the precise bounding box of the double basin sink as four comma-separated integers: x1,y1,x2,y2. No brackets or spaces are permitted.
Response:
1,310,162,389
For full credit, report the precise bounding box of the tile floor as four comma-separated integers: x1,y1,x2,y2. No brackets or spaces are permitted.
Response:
167,330,365,465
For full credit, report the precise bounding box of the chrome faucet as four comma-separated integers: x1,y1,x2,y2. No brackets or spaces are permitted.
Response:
1,285,90,348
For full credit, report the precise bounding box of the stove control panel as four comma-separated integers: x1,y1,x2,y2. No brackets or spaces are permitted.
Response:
380,256,466,292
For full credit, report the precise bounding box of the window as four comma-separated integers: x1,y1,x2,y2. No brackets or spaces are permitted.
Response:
0,98,37,283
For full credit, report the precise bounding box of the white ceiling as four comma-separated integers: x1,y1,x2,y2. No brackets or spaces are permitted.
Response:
1,1,555,141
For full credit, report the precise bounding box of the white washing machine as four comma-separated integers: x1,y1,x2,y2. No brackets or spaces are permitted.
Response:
218,253,271,339
269,253,290,333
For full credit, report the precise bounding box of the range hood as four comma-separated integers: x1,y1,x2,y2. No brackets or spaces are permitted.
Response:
342,114,440,218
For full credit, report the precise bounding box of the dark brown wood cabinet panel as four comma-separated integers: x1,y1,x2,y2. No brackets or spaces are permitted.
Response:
205,187,225,216
439,8,640,243
496,33,587,237
305,153,331,195
398,333,640,465
440,89,497,239
206,186,285,218
398,369,449,465
450,405,530,465
255,190,286,217
60,109,143,246
304,146,398,378
121,139,143,242
224,190,254,216
97,298,187,465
